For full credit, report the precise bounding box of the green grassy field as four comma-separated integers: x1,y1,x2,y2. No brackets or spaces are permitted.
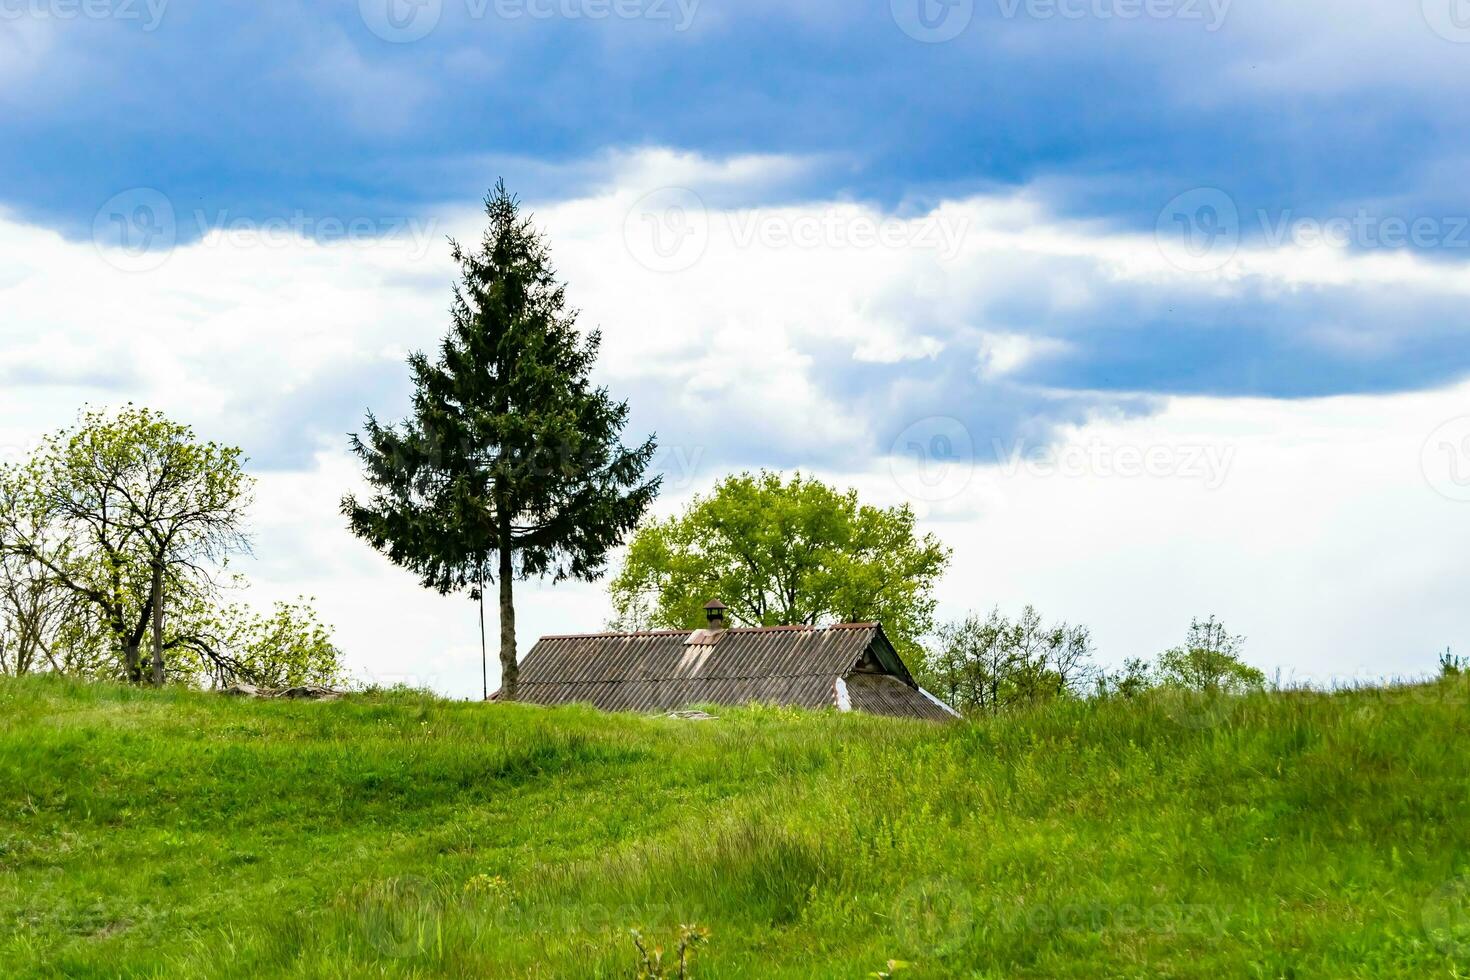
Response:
3,676,1470,978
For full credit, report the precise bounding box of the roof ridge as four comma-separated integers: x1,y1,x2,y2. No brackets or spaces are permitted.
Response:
537,622,879,641
538,629,691,640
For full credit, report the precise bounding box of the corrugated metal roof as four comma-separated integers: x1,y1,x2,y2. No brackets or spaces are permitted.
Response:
843,672,956,722
517,623,944,716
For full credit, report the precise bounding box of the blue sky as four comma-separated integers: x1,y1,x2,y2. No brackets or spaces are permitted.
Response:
11,1,1470,411
5,0,1470,693
10,2,1470,235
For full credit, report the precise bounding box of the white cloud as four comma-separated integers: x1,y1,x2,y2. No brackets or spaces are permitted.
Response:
977,332,1070,378
0,18,54,91
910,387,1470,687
3,148,1469,697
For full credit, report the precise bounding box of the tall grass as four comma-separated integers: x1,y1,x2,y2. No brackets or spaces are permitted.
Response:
2,675,1469,977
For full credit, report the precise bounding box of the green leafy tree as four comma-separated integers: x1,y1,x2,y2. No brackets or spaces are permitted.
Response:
0,407,252,684
1155,615,1264,694
916,605,1094,716
0,544,76,676
344,182,659,701
169,597,346,690
609,471,949,662
1095,657,1155,700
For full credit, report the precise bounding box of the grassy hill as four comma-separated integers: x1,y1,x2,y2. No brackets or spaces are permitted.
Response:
3,676,1470,978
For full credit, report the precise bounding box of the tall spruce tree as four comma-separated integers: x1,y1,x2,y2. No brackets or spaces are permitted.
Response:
343,182,659,700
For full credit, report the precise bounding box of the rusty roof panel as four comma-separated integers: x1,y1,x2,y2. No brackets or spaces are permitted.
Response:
514,623,956,720
517,626,869,712
518,626,875,688
843,673,956,722
517,673,843,713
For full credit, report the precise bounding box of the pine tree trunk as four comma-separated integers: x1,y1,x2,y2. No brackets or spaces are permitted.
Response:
149,562,165,686
498,543,517,700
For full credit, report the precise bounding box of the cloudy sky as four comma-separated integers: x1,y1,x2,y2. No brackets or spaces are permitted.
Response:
4,0,1470,696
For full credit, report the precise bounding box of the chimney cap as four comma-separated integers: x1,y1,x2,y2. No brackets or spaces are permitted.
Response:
703,599,729,630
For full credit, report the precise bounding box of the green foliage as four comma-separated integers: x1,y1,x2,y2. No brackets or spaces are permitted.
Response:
609,471,949,661
343,181,658,697
1094,656,1155,700
2,675,1469,977
228,599,345,688
168,598,346,689
1155,616,1265,694
1438,649,1466,677
0,406,252,683
916,606,1094,716
0,541,103,678
631,924,710,979
0,407,342,689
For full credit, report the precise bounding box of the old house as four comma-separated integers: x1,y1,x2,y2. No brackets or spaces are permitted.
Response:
510,601,959,721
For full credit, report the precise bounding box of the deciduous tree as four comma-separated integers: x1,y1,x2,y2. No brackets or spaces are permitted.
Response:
609,471,949,662
0,407,252,683
917,605,1095,716
1156,615,1264,694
